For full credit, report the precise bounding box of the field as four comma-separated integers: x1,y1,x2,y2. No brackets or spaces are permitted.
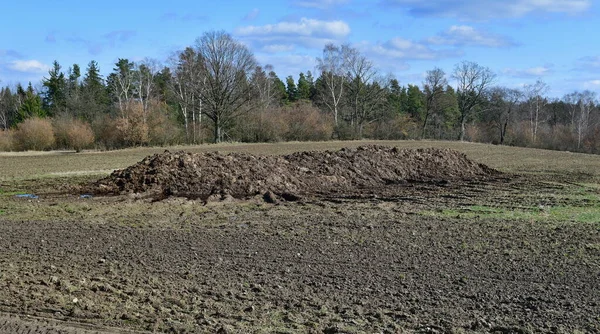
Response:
0,140,599,333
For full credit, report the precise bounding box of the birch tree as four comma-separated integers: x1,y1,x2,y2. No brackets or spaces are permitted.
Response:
574,91,596,149
317,43,351,127
523,80,549,143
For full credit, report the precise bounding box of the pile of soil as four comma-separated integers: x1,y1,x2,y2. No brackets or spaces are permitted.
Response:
90,145,498,200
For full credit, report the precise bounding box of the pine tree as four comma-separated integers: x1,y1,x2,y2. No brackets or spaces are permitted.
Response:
81,60,109,119
18,83,45,122
285,75,298,103
297,72,312,100
42,60,67,115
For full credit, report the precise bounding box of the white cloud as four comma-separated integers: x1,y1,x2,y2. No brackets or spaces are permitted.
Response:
380,0,591,19
503,65,554,78
262,44,296,53
368,37,462,60
427,25,516,48
8,60,50,73
583,79,600,88
236,18,350,38
236,18,350,53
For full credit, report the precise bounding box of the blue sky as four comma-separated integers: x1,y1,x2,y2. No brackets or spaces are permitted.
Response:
0,0,598,97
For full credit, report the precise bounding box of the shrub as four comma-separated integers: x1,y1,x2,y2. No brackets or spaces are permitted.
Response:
148,105,184,146
92,115,122,150
13,117,55,151
0,129,14,151
279,101,333,141
66,120,95,152
53,116,95,152
364,113,418,140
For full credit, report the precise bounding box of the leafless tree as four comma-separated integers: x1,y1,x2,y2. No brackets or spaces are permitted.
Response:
169,47,202,141
452,61,496,141
488,87,522,145
343,47,386,136
134,58,159,124
574,90,596,149
422,68,448,138
317,43,351,127
109,59,134,118
0,85,7,130
252,64,280,109
194,31,257,143
523,80,549,143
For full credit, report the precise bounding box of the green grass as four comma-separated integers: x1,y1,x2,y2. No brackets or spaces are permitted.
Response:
424,204,600,223
2,140,600,182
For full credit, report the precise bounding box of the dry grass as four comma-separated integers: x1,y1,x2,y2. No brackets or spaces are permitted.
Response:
1,140,599,182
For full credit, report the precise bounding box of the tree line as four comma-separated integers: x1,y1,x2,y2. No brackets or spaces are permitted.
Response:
0,30,598,153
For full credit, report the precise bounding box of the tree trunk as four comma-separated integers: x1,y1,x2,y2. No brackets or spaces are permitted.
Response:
458,116,466,141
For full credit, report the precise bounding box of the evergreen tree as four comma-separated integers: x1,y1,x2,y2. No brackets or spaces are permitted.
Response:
387,79,403,115
18,83,45,122
297,72,312,100
269,71,287,105
81,60,109,119
306,71,316,101
42,60,67,115
405,84,424,121
285,75,298,102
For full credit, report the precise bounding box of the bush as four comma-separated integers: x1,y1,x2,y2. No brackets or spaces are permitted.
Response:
13,118,55,151
67,120,95,152
53,117,95,152
0,129,14,151
233,102,333,142
148,105,184,146
364,113,418,140
92,115,122,150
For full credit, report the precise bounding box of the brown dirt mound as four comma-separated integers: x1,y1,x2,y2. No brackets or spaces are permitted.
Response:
90,145,499,201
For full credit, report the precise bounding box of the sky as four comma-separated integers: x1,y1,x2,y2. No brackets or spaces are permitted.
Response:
0,0,599,98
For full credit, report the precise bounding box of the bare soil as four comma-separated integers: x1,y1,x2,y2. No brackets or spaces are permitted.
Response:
90,146,498,201
0,144,599,333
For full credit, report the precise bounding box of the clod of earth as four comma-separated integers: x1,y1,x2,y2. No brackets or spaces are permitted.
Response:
89,145,499,201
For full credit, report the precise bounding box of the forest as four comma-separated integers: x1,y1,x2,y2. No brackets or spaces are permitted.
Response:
0,31,598,154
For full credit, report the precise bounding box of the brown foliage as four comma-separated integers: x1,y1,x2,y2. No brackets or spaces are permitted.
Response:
235,102,333,142
92,115,122,150
53,117,95,152
115,104,149,146
364,114,418,140
13,118,55,151
147,104,184,146
0,129,14,151
67,120,95,152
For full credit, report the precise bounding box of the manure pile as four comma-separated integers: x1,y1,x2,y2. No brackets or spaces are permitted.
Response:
91,145,498,201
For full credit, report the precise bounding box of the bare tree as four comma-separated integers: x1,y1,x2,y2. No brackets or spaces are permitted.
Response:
195,31,257,143
422,68,448,138
0,85,7,130
108,58,135,118
343,47,386,136
523,80,549,143
252,64,279,110
488,87,522,145
574,91,596,149
134,58,159,124
317,43,351,127
169,48,202,141
452,61,495,141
